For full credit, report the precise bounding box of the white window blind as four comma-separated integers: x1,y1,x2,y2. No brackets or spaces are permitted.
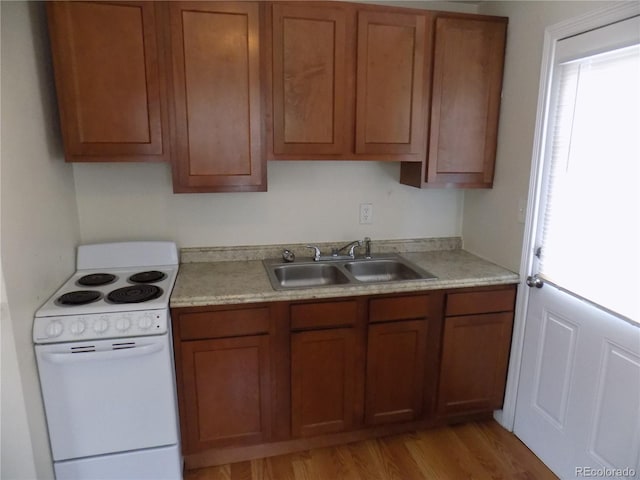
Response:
538,43,640,322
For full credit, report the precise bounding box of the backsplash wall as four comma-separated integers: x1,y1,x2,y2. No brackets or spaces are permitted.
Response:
73,161,464,248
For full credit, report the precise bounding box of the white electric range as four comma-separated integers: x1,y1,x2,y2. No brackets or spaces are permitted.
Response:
33,241,183,480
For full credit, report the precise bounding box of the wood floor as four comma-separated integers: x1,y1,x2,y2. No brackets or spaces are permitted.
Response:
184,420,558,480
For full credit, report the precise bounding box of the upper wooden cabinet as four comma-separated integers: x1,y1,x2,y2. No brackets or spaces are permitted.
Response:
271,3,352,156
401,14,508,188
47,2,507,190
47,1,169,162
167,2,266,192
355,11,427,155
266,2,429,161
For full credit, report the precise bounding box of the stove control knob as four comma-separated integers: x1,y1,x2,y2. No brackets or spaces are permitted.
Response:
45,320,63,338
138,313,154,330
116,316,132,332
93,316,109,334
70,319,86,335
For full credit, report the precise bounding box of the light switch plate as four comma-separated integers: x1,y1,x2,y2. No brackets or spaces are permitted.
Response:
517,197,526,224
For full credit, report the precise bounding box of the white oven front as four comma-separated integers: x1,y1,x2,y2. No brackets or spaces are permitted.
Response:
35,331,181,479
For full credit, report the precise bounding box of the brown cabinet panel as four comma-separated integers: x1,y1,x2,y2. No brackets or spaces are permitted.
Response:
426,16,507,187
366,320,428,425
290,300,358,330
370,294,430,323
181,335,271,452
438,312,513,416
271,3,351,155
47,1,167,161
446,288,516,316
168,2,265,192
291,328,356,437
355,11,427,154
179,308,270,340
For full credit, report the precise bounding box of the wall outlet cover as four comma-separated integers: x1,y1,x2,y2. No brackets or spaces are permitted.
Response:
360,203,373,224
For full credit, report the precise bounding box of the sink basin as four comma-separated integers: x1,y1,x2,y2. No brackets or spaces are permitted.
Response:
263,254,437,290
270,263,350,289
344,259,436,283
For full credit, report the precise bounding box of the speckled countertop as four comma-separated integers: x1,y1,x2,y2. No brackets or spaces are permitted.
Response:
170,238,519,308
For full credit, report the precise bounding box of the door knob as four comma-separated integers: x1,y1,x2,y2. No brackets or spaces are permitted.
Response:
526,275,544,288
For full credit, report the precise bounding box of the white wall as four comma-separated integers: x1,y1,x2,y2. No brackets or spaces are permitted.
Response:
463,0,620,271
1,276,37,480
1,2,81,478
74,161,464,248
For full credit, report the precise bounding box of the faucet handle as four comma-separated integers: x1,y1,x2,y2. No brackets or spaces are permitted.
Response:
282,249,296,263
305,245,321,261
347,240,363,258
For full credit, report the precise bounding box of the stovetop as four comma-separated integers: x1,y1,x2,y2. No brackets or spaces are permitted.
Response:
35,266,178,317
33,241,179,344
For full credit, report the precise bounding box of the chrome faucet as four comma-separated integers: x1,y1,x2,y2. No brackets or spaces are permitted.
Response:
305,245,322,262
331,240,362,259
305,240,363,262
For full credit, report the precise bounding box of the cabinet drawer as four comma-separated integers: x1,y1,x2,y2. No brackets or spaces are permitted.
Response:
370,295,429,323
290,301,358,330
179,308,269,340
445,288,516,316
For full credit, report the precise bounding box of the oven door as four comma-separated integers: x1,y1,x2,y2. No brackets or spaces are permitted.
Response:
35,334,179,461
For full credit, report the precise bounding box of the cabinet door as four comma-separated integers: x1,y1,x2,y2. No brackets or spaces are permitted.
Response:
366,320,428,425
180,335,271,453
427,16,507,187
271,3,351,156
47,1,167,161
168,2,265,192
437,312,513,416
355,11,427,155
291,328,356,437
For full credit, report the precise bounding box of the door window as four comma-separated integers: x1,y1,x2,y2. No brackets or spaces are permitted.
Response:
537,21,640,322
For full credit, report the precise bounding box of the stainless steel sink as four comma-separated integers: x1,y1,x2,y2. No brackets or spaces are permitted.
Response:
343,259,436,283
270,263,351,289
263,254,436,290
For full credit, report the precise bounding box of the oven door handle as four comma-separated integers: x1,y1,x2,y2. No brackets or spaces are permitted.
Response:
40,342,164,364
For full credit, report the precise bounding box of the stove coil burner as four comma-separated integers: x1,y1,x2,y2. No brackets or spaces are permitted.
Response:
128,270,166,284
58,290,102,306
77,273,117,287
107,285,163,304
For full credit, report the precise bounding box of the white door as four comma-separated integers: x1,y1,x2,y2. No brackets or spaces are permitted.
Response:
514,12,640,480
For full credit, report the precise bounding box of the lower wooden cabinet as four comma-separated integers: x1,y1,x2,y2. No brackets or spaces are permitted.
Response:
180,335,271,451
172,284,516,466
437,287,516,417
291,328,357,437
172,304,273,453
365,319,428,425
